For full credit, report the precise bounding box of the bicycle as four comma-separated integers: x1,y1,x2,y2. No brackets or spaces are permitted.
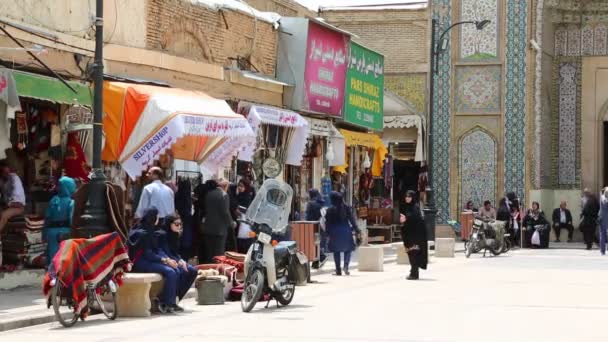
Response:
50,275,118,327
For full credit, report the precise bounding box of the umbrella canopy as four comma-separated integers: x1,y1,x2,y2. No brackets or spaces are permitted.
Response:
101,81,254,179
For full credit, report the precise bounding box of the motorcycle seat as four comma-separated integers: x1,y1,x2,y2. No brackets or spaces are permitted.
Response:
274,241,297,259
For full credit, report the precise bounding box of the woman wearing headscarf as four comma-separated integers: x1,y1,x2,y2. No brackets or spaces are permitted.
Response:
44,176,77,265
128,208,180,314
522,201,549,248
200,180,234,263
157,215,197,310
321,192,360,276
581,192,600,250
174,179,193,260
400,190,427,280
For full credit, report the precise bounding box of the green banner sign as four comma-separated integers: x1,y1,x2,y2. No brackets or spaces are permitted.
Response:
344,42,384,130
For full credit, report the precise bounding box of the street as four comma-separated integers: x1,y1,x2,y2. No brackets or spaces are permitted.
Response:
2,248,608,342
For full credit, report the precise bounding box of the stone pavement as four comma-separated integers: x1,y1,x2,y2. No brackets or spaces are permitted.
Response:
0,243,402,332
2,246,608,341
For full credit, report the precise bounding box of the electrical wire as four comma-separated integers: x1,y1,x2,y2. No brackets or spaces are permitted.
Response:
0,19,95,54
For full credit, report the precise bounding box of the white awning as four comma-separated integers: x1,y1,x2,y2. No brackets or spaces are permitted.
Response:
237,102,309,166
383,114,425,162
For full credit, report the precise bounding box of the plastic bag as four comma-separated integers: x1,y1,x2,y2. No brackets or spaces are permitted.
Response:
531,230,541,246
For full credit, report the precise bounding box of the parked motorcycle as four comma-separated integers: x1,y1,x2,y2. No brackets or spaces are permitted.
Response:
240,179,308,313
465,217,508,258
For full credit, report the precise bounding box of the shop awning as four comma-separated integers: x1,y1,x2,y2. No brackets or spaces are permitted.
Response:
101,81,254,179
12,70,92,106
383,114,424,161
306,117,345,166
336,129,388,176
238,102,309,166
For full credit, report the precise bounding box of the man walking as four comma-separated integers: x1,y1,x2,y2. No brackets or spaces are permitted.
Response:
599,188,608,255
552,201,573,242
135,167,175,222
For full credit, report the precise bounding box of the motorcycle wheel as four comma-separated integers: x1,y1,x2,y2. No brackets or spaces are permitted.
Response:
241,268,264,313
275,283,295,306
489,246,501,256
465,242,473,258
501,239,512,254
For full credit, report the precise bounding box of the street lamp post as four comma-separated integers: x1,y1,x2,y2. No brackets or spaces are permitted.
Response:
77,0,108,238
424,18,491,242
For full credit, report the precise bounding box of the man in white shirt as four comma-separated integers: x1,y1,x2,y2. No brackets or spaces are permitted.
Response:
0,160,25,235
135,166,175,222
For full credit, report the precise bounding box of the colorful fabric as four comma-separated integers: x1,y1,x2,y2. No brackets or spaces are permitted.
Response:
213,256,244,272
63,133,89,182
42,232,131,314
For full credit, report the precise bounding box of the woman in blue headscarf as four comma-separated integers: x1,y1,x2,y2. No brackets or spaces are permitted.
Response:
44,176,76,265
321,192,360,276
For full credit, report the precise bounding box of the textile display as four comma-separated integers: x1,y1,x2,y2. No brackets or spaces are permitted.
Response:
63,132,89,182
100,82,254,179
1,215,47,267
42,232,131,314
237,102,309,166
333,129,388,177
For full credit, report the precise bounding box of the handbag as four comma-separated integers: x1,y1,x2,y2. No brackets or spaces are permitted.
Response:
531,230,541,246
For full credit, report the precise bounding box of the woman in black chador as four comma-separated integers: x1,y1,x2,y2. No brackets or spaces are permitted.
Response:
400,191,428,280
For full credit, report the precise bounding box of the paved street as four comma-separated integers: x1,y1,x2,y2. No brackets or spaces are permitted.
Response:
2,247,608,342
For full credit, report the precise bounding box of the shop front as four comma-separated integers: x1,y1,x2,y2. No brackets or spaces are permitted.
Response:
0,68,92,273
237,102,308,188
101,81,255,223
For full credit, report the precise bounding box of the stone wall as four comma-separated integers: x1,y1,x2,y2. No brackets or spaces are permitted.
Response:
246,0,316,17
146,0,278,75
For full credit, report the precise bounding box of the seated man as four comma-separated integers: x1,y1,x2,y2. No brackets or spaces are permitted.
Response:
552,201,573,243
0,160,25,235
478,200,496,220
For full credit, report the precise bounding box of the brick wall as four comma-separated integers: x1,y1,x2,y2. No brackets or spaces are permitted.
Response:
321,9,429,74
147,0,277,75
246,0,316,17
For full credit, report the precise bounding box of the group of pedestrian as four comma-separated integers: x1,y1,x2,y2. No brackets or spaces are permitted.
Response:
307,187,427,280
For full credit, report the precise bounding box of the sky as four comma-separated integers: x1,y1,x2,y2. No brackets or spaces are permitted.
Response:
293,0,425,11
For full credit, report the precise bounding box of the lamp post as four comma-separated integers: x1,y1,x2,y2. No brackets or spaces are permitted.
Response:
78,0,108,237
425,18,491,242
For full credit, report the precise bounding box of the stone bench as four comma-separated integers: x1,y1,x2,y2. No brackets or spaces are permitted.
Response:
435,238,455,258
357,245,384,272
116,273,163,317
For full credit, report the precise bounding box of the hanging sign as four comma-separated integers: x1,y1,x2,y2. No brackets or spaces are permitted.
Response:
344,42,384,130
302,22,349,117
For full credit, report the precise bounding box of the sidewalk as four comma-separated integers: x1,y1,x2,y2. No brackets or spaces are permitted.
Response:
0,244,402,332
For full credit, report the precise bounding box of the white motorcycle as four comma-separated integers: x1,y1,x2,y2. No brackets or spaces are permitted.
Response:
240,179,308,313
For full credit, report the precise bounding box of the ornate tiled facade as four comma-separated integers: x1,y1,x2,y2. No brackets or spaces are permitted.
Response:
557,62,578,185
459,129,497,210
460,0,499,60
431,0,452,223
385,74,426,114
504,0,528,201
455,66,501,113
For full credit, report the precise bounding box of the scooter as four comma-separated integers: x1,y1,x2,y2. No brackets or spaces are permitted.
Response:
240,179,308,313
465,217,508,257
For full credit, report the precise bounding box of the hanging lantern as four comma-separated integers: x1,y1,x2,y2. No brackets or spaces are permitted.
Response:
362,151,371,169
326,140,335,162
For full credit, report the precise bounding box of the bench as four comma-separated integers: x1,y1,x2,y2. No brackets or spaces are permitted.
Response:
116,273,163,317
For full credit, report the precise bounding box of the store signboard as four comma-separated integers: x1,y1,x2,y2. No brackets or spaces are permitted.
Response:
344,42,384,130
302,21,349,117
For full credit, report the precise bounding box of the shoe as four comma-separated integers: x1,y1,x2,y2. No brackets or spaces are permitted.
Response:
344,268,350,276
311,261,320,269
555,239,561,243
567,239,573,243
158,303,171,314
333,270,342,276
172,304,184,312
406,275,419,280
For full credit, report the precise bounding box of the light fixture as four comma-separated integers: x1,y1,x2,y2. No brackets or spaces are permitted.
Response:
475,20,491,30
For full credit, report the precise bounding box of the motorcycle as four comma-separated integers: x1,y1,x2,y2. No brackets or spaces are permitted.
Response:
465,217,508,258
240,179,308,313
